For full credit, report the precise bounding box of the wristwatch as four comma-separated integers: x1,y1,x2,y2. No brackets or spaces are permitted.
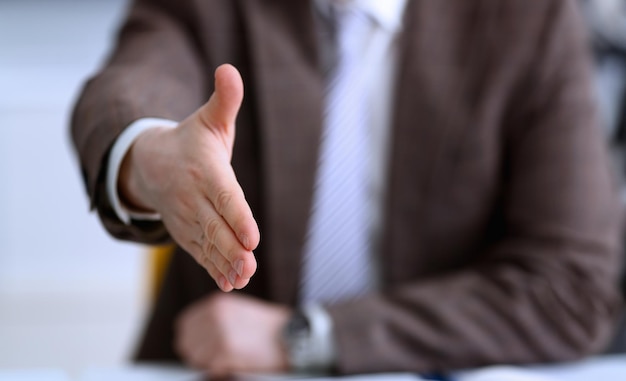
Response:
281,305,336,373
282,309,314,371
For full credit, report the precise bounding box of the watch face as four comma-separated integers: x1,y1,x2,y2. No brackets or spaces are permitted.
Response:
282,311,313,369
285,311,311,338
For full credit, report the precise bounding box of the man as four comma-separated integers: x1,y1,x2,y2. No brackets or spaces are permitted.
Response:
71,0,622,376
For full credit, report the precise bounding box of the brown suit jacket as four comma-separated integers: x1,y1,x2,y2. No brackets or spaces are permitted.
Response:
71,0,623,374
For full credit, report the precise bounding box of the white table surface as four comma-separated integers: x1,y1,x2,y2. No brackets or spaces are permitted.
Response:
1,355,625,381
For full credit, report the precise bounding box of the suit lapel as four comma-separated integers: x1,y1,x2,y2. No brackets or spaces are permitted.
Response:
241,0,323,305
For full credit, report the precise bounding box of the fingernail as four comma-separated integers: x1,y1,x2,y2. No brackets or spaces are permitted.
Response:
228,269,238,286
218,275,229,291
240,234,250,250
234,259,244,277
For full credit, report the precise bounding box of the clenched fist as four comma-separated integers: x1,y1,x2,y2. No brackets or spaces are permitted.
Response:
175,293,290,376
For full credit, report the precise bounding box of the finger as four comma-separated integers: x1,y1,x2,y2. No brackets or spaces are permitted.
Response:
203,165,261,252
198,64,244,134
168,175,254,290
206,242,252,290
191,241,234,292
166,197,254,288
195,203,255,278
197,65,260,254
205,244,238,291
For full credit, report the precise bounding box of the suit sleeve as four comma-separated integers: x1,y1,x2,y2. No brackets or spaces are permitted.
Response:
70,0,207,243
327,0,623,374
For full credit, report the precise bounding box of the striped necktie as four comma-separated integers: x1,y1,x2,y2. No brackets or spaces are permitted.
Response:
301,6,375,305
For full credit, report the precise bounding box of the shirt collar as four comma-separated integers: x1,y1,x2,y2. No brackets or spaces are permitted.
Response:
314,0,408,33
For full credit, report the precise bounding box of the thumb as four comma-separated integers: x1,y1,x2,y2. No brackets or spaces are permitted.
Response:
199,64,244,132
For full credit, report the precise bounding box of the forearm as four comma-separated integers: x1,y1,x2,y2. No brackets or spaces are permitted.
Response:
328,247,621,374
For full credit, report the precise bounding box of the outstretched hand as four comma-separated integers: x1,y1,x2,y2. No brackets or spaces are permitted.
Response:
119,64,259,291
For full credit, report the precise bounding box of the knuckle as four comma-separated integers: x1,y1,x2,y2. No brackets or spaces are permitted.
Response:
214,189,234,216
200,236,212,259
208,246,224,270
211,251,226,270
220,244,237,264
198,248,212,268
204,217,222,245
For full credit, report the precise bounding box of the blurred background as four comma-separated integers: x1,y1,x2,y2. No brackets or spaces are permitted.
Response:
0,0,148,374
1,0,626,376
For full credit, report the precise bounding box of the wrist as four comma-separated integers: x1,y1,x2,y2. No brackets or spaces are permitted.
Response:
117,127,170,213
106,118,177,223
118,142,152,213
